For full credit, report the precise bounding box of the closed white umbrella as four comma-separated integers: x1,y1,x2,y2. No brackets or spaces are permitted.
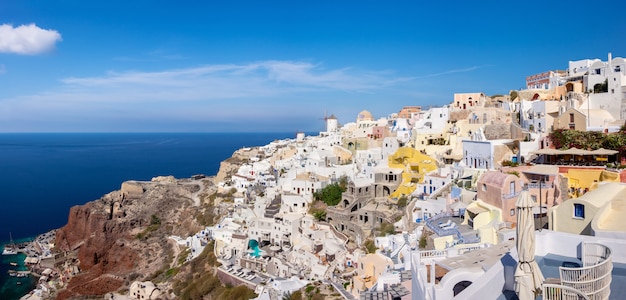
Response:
515,190,545,300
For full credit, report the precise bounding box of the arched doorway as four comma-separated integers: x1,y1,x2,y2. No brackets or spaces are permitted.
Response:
453,280,472,296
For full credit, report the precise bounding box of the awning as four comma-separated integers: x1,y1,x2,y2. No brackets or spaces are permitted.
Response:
467,206,488,215
532,148,561,155
522,165,559,175
532,147,618,156
591,148,618,155
563,147,587,155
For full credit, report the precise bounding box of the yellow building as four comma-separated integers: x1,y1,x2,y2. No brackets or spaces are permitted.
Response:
562,168,620,197
387,147,438,199
462,200,503,244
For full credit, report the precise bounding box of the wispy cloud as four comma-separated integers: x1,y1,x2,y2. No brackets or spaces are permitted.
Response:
0,60,413,131
0,24,62,55
416,65,489,79
61,60,408,97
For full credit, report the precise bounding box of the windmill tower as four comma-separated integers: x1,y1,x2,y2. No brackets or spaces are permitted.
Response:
321,110,338,133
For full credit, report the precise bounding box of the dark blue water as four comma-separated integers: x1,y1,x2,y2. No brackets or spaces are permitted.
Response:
0,132,296,299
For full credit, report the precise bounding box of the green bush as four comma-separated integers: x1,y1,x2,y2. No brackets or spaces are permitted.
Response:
311,209,327,221
364,239,377,253
313,182,346,206
419,235,427,249
397,196,408,208
377,221,396,236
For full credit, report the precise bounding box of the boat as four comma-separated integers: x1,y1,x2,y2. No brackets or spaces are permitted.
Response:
2,232,17,255
9,262,17,266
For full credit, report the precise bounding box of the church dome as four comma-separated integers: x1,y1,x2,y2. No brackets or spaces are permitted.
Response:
357,110,374,121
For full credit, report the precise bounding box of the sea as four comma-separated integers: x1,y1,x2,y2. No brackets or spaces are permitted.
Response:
0,132,298,299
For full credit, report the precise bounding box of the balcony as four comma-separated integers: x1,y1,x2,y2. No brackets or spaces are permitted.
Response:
527,182,554,189
502,191,521,200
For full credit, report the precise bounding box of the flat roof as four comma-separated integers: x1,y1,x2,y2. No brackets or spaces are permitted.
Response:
523,165,559,175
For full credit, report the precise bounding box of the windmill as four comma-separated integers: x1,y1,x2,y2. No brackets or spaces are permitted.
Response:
319,109,338,133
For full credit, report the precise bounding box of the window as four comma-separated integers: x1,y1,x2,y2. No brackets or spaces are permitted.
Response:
574,203,585,219
531,195,537,203
569,113,574,123
510,209,515,216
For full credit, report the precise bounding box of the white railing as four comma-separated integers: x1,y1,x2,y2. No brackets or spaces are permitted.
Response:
543,283,590,300
419,249,447,259
559,242,612,300
457,244,485,255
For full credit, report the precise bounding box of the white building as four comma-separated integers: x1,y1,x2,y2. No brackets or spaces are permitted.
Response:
462,128,495,170
129,281,162,300
569,53,626,120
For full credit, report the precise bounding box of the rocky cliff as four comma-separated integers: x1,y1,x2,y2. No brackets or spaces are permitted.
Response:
54,179,213,299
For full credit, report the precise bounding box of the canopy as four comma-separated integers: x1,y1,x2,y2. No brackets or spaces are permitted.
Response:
515,190,545,300
591,148,618,155
522,165,559,176
532,147,618,156
563,147,587,156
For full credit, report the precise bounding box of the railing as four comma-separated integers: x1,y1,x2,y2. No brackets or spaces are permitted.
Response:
502,191,521,199
559,242,612,300
457,244,484,255
318,221,349,243
543,283,590,300
526,182,554,189
419,249,447,259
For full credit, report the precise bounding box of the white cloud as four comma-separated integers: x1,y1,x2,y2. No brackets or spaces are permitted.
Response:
61,61,409,97
0,60,417,131
0,24,62,55
417,65,488,79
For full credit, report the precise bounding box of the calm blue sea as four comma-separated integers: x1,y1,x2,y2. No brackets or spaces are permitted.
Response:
0,132,297,299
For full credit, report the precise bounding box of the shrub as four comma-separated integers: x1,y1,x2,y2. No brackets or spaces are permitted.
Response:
501,160,519,167
313,182,345,206
397,196,408,208
364,239,377,253
419,235,427,249
377,221,396,236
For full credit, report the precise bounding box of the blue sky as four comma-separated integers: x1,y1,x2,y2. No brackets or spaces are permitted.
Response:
1,1,625,132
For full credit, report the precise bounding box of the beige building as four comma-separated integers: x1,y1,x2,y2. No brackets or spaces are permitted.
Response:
591,188,626,239
553,107,618,132
549,182,626,235
453,92,487,110
351,253,395,297
553,108,587,131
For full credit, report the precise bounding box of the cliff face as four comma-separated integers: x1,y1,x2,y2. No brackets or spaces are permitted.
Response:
213,149,253,184
55,202,138,299
54,179,210,299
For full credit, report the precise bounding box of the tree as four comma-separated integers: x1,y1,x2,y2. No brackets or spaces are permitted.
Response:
397,196,408,209
363,239,377,253
312,209,327,221
282,291,302,300
313,182,345,206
